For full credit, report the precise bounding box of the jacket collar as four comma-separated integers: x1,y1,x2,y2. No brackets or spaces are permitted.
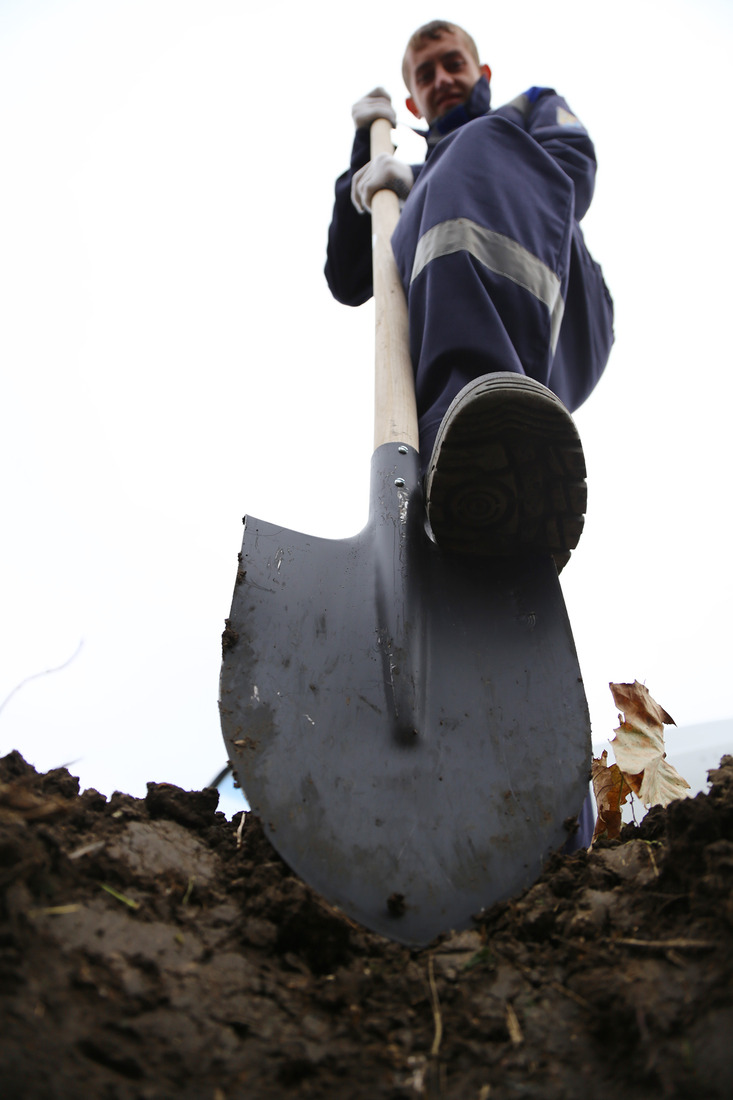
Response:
423,76,492,151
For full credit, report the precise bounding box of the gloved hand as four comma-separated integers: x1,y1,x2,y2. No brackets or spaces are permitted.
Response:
350,154,414,214
351,87,397,130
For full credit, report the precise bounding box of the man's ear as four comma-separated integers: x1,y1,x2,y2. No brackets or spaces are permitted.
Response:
481,63,492,83
405,95,421,119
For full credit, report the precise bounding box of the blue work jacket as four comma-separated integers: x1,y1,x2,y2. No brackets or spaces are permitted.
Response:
325,77,614,415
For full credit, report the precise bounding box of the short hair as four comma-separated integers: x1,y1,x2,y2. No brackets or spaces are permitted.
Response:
402,20,481,88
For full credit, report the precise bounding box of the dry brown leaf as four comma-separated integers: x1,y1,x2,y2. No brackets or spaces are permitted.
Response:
609,681,690,809
590,751,633,842
610,680,675,730
634,752,691,808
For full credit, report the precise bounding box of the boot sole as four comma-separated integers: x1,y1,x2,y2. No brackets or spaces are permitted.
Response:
425,373,586,566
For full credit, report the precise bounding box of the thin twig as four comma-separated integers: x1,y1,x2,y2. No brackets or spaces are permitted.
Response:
505,1002,523,1045
616,937,715,951
0,640,84,718
28,904,81,917
644,841,660,877
100,883,140,910
549,980,592,1010
428,955,443,1058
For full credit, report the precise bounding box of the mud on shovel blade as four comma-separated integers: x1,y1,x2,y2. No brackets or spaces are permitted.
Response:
218,119,591,946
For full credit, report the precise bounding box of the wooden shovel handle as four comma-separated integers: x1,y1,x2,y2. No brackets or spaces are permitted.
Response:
370,118,419,452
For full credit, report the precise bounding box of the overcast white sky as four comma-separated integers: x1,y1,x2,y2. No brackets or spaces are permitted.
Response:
1,0,731,805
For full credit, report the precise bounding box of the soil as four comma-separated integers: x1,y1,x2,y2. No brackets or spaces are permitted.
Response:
1,749,732,1100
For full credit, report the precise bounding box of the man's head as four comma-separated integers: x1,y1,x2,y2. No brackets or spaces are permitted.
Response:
402,20,491,125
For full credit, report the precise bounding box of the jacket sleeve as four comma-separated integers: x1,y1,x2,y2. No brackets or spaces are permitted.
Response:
499,87,597,221
324,128,424,305
324,128,374,306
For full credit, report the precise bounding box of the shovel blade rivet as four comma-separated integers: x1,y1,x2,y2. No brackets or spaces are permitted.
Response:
394,477,406,488
398,445,408,454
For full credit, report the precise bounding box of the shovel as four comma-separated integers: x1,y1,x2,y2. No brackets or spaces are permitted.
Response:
219,119,590,947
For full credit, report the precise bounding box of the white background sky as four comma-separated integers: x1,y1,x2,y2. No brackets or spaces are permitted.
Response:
1,0,731,806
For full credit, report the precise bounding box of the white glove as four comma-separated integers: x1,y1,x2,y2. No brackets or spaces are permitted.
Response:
351,154,414,214
351,87,397,130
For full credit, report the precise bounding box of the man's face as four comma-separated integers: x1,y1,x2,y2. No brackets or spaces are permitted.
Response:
404,30,490,124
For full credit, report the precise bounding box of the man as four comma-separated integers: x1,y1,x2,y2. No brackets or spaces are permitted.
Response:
325,20,614,569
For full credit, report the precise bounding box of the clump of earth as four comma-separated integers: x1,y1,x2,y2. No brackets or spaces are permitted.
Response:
1,749,732,1098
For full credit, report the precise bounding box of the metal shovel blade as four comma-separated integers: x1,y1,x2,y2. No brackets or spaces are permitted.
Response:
219,443,590,947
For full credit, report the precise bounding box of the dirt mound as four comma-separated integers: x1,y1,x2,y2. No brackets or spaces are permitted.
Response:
1,749,732,1099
